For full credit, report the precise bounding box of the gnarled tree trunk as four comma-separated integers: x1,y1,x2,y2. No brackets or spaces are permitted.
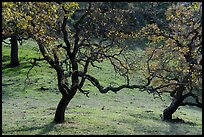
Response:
10,35,19,67
163,98,181,120
54,92,77,123
53,65,78,123
162,85,184,121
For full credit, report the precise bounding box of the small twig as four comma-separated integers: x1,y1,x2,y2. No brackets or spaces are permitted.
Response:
78,88,90,97
23,58,45,91
2,40,10,46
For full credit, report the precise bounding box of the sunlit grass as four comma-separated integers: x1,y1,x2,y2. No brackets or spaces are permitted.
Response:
2,40,202,135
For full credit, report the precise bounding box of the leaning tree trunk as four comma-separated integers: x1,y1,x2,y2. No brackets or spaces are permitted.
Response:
38,42,79,123
10,35,19,67
163,98,181,121
54,92,76,123
162,86,184,121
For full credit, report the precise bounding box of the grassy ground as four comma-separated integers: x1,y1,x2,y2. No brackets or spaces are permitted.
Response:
2,39,202,135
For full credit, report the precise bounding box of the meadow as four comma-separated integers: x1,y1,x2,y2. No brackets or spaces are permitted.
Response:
2,40,202,135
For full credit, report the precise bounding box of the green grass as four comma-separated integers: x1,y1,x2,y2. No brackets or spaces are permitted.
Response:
2,39,202,135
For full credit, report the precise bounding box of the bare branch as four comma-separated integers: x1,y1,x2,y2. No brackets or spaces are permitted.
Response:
72,3,91,55
24,57,45,91
181,92,202,108
78,57,91,89
83,73,150,94
61,15,71,55
180,102,202,108
78,88,90,97
2,40,10,45
27,57,45,78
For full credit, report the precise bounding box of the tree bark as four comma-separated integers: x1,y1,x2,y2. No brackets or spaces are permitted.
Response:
54,95,70,123
9,35,19,67
163,98,181,120
53,70,78,123
162,86,184,121
54,88,78,123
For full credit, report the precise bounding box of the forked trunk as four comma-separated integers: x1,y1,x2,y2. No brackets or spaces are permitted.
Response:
10,35,19,67
53,51,79,123
54,85,78,123
38,41,79,123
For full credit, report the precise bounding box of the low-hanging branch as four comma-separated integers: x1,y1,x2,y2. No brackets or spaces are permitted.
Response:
180,101,202,108
76,71,158,94
181,92,202,108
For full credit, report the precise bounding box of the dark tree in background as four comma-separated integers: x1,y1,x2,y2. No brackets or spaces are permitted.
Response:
9,35,19,67
2,3,31,67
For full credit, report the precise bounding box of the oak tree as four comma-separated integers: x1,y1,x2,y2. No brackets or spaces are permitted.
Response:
135,2,202,121
2,2,32,67
3,2,151,123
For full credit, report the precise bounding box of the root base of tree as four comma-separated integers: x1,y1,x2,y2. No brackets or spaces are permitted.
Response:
162,117,185,123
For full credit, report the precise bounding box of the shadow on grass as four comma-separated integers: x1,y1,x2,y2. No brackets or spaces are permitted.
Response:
3,121,57,135
36,121,56,135
163,120,196,135
121,112,198,135
2,55,32,65
2,55,10,62
2,61,33,75
129,112,161,122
